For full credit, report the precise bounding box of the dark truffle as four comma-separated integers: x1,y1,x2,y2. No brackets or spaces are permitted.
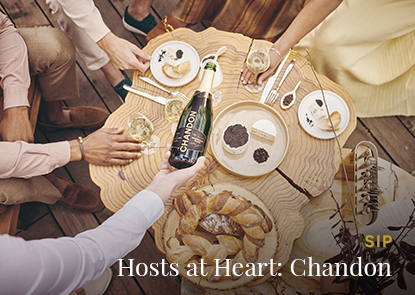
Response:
176,49,183,59
253,148,269,164
223,124,249,148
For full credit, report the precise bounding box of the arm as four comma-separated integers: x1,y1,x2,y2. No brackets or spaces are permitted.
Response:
242,0,343,85
0,13,33,142
53,0,151,71
0,128,145,179
0,148,205,295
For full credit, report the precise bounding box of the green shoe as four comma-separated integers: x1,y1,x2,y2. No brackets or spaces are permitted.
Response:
123,6,158,36
112,70,132,102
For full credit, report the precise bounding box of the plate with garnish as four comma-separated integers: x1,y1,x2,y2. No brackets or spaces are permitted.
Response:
150,41,200,87
210,101,289,177
298,90,350,140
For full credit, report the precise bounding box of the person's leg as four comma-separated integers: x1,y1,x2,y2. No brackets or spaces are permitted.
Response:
128,0,153,21
46,0,131,100
0,176,61,205
17,26,109,131
0,174,104,212
123,0,158,35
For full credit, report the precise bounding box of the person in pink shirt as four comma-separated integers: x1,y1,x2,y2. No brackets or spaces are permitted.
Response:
0,12,144,211
0,12,110,137
0,127,145,212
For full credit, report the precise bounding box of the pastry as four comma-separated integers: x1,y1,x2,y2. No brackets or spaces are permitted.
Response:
173,60,191,75
166,190,275,283
162,60,192,79
162,64,182,79
318,111,341,131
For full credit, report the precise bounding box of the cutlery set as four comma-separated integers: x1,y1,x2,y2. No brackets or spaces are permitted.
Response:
260,50,301,108
264,59,296,106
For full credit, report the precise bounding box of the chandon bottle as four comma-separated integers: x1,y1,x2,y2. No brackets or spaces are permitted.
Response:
168,62,216,169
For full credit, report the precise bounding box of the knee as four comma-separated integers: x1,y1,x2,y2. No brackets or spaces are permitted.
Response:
46,28,77,67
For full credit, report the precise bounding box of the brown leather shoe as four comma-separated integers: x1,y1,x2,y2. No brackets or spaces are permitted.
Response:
38,106,109,132
0,204,6,215
53,176,104,212
58,184,104,212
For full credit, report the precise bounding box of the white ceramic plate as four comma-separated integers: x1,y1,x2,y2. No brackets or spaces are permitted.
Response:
298,90,350,139
210,101,289,177
150,41,200,87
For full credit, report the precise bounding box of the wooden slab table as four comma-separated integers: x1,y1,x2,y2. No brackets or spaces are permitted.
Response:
180,150,415,294
90,27,356,288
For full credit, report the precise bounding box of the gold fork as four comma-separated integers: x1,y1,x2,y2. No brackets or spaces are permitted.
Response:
265,59,296,106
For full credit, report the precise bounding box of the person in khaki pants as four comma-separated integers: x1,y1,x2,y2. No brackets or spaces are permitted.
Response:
0,13,143,211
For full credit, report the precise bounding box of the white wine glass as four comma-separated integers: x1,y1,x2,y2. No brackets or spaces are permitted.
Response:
244,43,270,93
127,112,160,155
164,92,188,124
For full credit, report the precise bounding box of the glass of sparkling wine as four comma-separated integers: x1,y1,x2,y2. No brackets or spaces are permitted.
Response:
164,92,188,123
244,43,270,93
127,112,159,155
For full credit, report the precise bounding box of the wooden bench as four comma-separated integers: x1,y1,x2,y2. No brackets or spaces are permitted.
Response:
0,78,42,235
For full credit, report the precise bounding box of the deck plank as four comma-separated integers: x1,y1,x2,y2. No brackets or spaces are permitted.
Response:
17,213,64,240
360,117,415,173
344,120,394,163
17,202,49,232
1,0,49,26
398,116,415,137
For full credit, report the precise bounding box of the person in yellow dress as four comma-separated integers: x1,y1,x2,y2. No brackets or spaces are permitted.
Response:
294,0,415,117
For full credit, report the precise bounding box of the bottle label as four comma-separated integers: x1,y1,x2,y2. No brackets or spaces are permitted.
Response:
172,92,207,153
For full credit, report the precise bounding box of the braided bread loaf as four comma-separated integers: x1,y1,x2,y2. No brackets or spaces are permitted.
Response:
166,234,244,282
166,189,275,283
174,191,244,236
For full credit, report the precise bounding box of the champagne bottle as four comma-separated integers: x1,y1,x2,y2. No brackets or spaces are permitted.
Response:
168,62,216,169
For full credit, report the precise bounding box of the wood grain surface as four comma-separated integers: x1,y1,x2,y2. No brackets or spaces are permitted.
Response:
90,28,357,288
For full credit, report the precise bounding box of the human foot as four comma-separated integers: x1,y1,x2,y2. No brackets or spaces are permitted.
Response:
101,62,132,101
38,106,109,132
123,6,157,36
45,174,104,212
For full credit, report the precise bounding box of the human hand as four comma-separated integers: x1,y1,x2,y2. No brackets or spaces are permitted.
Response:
241,47,284,86
70,127,145,165
97,32,151,72
0,106,33,142
146,144,205,203
257,48,284,86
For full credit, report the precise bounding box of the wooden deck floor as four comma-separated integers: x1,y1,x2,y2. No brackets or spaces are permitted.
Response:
2,1,415,294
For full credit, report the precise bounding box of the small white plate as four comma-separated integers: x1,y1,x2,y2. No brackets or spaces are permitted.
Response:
298,90,350,140
150,41,200,87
